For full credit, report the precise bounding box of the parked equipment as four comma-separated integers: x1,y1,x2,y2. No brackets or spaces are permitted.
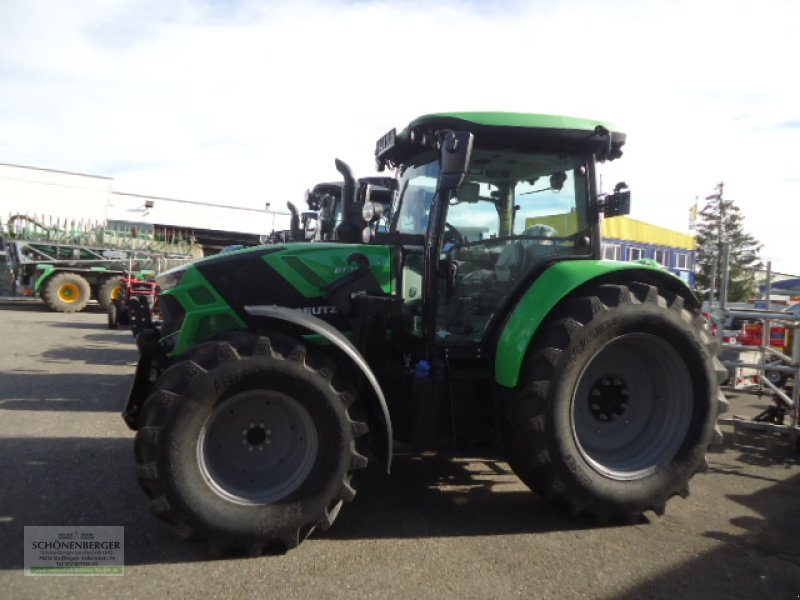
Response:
107,272,160,331
287,167,395,243
0,215,193,312
123,112,726,554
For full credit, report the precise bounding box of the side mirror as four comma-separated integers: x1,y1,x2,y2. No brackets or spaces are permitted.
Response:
602,182,631,217
438,130,474,191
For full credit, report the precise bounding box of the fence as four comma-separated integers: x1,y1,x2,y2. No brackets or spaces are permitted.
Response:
1,213,197,256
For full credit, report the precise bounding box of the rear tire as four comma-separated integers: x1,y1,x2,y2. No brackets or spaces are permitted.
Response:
97,276,124,310
500,282,725,520
41,272,91,313
134,331,368,554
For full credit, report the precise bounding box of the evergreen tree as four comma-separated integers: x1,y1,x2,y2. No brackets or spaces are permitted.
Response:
694,182,762,302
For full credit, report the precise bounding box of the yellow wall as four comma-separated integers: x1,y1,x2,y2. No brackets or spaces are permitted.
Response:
601,216,695,250
525,212,578,234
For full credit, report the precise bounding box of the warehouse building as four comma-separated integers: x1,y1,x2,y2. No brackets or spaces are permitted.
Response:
601,216,696,286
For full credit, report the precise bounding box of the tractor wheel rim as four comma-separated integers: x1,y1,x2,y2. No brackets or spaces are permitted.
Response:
110,286,122,300
197,390,318,505
571,333,692,480
58,283,81,302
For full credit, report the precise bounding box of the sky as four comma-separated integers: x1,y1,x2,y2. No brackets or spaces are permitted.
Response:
1,0,799,274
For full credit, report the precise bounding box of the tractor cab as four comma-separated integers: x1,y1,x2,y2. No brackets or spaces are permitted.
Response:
370,113,630,348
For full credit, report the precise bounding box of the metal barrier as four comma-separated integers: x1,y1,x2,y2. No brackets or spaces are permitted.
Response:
711,305,799,447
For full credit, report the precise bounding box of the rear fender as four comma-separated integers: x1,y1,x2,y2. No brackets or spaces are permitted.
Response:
244,304,393,473
495,261,697,388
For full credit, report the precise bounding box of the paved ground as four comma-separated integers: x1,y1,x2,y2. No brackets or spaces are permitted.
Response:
1,299,799,599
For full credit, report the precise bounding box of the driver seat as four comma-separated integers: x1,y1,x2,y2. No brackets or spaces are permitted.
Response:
494,242,527,282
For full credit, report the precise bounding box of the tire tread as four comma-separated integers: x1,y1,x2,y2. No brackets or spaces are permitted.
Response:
501,282,723,521
133,331,368,555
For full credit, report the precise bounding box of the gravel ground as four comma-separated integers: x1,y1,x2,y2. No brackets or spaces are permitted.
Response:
0,299,799,599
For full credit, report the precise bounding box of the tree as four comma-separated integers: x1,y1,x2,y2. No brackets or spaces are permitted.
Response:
694,182,763,302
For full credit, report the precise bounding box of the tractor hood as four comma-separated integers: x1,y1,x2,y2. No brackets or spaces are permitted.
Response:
159,242,393,356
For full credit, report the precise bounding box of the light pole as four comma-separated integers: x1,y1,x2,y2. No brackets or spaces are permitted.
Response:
705,182,725,302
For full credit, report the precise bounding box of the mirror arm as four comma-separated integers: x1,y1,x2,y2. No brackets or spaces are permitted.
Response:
437,130,474,192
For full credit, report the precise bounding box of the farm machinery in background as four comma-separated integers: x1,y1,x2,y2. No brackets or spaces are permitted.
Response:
0,214,196,312
286,159,395,243
107,271,161,332
106,163,395,335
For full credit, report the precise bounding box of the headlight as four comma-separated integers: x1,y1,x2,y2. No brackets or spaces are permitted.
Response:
362,224,373,244
156,263,190,291
362,201,375,222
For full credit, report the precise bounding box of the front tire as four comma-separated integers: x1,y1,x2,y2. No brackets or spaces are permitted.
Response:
501,283,725,520
134,331,368,554
116,302,131,326
107,302,118,329
97,276,124,310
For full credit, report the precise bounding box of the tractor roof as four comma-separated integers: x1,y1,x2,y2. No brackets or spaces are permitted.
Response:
376,111,626,168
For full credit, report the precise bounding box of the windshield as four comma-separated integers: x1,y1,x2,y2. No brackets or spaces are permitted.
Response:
448,149,590,244
392,147,594,343
392,155,439,235
391,149,590,243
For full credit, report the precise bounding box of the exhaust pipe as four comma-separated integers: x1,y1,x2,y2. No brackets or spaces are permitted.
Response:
287,201,302,241
334,158,361,243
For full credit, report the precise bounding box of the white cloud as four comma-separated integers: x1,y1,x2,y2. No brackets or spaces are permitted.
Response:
1,0,798,272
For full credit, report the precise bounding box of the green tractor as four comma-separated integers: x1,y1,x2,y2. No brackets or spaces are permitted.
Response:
286,161,395,242
124,112,726,554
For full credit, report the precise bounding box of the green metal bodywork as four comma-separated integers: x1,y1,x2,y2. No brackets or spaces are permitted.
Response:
162,266,246,356
494,260,688,388
163,243,392,356
263,243,393,298
33,264,56,291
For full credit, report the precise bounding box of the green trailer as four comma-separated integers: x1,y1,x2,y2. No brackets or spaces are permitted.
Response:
1,215,193,312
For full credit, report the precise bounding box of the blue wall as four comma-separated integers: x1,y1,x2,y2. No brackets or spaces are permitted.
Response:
602,236,695,287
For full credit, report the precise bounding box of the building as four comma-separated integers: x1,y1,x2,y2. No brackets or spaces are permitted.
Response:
0,163,291,253
601,216,696,286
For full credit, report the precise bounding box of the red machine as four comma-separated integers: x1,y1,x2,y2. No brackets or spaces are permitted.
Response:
107,273,160,332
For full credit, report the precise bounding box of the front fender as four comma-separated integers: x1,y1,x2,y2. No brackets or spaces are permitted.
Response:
494,260,695,388
34,264,56,292
244,304,393,473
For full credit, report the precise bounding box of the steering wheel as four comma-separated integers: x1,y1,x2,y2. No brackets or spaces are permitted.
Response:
443,222,465,247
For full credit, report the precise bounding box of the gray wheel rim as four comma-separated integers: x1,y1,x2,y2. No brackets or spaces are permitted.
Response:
571,333,692,480
197,390,318,505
